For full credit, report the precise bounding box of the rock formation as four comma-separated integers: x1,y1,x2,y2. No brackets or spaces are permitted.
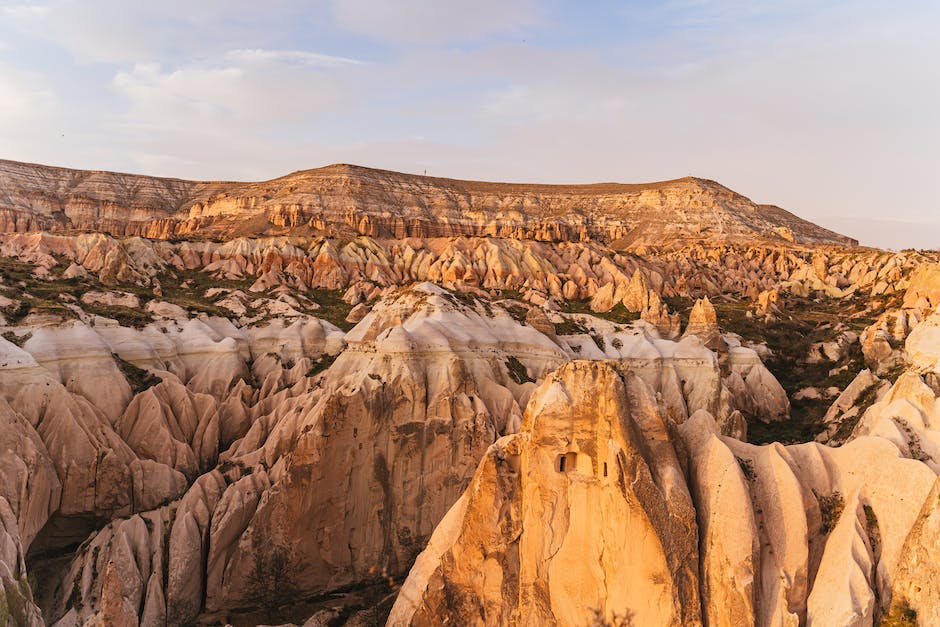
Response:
683,296,727,352
0,158,938,626
396,358,940,626
0,160,856,247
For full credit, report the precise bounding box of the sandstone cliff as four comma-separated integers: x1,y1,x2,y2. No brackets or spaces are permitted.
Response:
393,355,940,626
0,159,856,247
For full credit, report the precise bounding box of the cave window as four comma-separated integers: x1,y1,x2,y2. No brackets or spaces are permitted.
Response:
556,452,584,474
603,462,608,477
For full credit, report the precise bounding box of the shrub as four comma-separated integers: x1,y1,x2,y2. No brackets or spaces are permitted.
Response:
817,491,845,534
505,356,534,384
881,604,918,626
735,456,756,481
1,330,31,347
306,352,338,378
114,354,162,395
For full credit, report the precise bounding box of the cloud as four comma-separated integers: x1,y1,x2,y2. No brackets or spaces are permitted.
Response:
0,0,322,64
330,0,541,44
224,48,363,68
111,53,357,130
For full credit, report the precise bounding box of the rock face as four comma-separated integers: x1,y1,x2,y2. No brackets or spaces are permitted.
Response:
0,159,856,247
903,263,940,310
388,361,702,626
395,363,940,626
683,296,726,351
681,411,937,627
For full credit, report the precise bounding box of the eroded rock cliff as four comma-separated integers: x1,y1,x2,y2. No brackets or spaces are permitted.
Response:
1,159,939,626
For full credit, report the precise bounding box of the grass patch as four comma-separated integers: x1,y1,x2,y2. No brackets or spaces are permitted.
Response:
881,604,918,626
83,303,152,328
1,330,31,347
734,294,876,445
748,397,828,445
0,300,31,324
664,296,694,329
554,315,589,335
502,303,528,324
735,456,756,481
505,356,534,384
560,299,640,325
306,353,338,378
1,256,160,325
158,273,232,318
113,354,162,395
816,491,845,534
310,289,355,331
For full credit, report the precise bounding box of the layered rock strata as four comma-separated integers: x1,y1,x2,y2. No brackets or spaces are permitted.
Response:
0,160,855,247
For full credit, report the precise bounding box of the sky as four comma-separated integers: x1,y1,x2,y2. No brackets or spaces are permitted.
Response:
0,0,937,249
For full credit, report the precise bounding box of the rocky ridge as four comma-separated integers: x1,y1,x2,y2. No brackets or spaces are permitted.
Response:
0,160,855,247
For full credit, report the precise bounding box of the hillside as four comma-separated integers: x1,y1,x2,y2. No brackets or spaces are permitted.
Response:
0,159,856,247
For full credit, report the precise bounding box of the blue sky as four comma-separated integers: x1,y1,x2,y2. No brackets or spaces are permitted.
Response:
0,0,938,248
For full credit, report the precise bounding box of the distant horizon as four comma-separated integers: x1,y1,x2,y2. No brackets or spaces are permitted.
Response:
1,153,936,251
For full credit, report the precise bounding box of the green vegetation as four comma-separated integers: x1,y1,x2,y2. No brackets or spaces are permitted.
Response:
816,491,845,534
664,296,694,329
158,273,232,318
829,381,883,442
83,302,152,328
880,362,908,384
309,289,355,331
560,299,641,325
881,604,918,626
706,294,880,445
554,316,589,335
735,456,756,481
306,352,338,378
496,288,525,301
502,303,528,324
747,410,828,446
1,257,91,323
505,356,534,384
113,354,162,395
1,256,156,324
0,577,37,626
1,330,31,347
0,300,31,324
894,418,931,462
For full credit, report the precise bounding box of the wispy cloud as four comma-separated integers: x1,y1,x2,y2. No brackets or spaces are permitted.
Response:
224,48,363,68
